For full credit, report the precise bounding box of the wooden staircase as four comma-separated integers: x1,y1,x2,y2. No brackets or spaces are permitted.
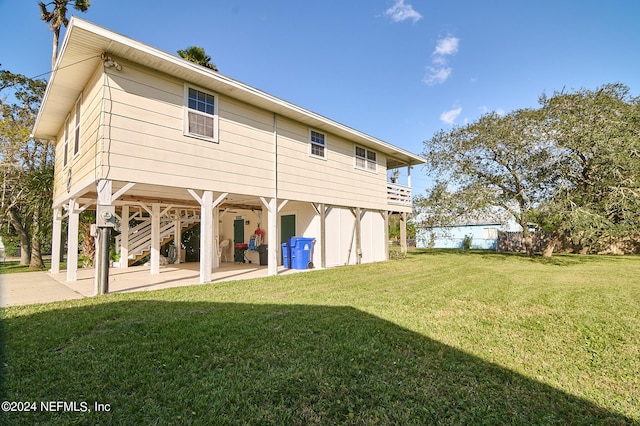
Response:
115,213,200,266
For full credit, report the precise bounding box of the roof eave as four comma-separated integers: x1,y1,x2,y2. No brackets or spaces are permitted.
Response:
34,17,426,166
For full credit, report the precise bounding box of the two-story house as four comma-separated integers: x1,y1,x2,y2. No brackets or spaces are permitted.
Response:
33,18,424,287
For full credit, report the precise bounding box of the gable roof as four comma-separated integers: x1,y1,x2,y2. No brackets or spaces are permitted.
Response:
33,17,425,169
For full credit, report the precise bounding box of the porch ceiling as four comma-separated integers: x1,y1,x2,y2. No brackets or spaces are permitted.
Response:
76,182,266,212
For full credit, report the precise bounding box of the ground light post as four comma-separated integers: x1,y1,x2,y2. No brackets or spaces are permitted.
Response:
96,205,116,295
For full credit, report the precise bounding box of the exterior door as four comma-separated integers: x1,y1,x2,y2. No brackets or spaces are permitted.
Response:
234,218,244,244
281,214,296,244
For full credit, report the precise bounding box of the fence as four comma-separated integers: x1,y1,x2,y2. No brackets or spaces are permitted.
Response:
497,231,543,253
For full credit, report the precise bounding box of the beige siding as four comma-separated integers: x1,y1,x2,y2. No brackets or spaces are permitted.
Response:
276,116,389,210
52,65,103,206
95,61,276,196
52,60,404,212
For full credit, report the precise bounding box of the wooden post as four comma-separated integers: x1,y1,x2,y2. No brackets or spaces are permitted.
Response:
66,199,79,282
319,203,326,268
268,198,278,275
150,203,160,274
400,212,407,255
174,213,181,265
120,205,130,268
383,211,390,261
50,207,63,274
212,207,220,268
355,207,362,264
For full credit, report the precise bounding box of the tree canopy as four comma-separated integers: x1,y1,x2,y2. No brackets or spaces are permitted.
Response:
419,83,640,256
39,0,90,69
177,46,219,72
0,70,53,267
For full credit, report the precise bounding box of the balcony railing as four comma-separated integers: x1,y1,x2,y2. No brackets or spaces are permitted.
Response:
387,183,412,207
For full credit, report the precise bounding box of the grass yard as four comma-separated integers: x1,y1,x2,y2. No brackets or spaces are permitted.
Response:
0,260,74,274
1,250,639,425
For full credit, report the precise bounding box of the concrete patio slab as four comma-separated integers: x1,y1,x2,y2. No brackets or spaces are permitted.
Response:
1,262,304,307
1,271,84,307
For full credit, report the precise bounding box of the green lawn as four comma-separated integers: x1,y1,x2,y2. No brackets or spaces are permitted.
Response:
0,260,75,274
1,250,639,425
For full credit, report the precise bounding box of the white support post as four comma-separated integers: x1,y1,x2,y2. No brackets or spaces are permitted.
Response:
400,212,408,255
66,199,79,282
174,216,182,265
267,198,278,276
150,203,160,274
212,207,220,268
120,205,129,269
50,207,63,274
407,165,412,189
200,191,213,283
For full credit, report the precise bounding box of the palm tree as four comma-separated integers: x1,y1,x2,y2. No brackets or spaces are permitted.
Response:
177,46,219,72
39,0,90,69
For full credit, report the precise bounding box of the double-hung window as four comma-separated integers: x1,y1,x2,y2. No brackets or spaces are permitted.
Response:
355,145,377,172
310,130,326,159
62,116,69,167
185,86,218,142
72,96,81,156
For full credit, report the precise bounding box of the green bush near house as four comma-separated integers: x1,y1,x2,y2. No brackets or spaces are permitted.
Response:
1,250,638,424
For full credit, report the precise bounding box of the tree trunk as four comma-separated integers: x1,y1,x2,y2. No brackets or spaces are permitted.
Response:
520,223,535,256
29,209,46,269
8,207,30,265
51,29,60,70
81,221,95,267
542,236,558,258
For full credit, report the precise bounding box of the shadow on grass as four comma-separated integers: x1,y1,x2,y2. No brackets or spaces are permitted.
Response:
1,301,633,425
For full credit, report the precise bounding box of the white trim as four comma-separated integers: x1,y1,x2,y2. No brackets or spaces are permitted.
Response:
308,128,328,160
62,114,70,167
72,94,82,157
183,84,219,143
34,18,424,168
354,145,378,173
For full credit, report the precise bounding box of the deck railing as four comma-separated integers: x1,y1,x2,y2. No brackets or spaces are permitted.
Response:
387,183,412,207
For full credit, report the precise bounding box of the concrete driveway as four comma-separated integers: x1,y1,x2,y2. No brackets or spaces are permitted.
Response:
1,271,84,307
1,262,301,308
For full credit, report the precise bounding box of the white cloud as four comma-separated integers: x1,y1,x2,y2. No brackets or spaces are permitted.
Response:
423,66,452,86
433,37,460,56
479,106,506,116
440,107,462,125
423,36,460,86
385,0,422,23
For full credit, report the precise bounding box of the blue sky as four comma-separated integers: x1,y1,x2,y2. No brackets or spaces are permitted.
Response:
1,0,639,194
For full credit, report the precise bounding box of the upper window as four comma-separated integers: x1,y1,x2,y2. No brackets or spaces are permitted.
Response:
310,130,326,159
185,86,218,142
62,116,69,167
72,96,81,156
355,146,377,172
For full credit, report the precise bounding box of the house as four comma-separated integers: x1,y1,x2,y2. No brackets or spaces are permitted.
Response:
33,18,425,286
416,222,503,250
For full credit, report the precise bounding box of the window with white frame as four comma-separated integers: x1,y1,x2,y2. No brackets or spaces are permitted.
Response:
310,130,326,158
355,145,377,172
482,227,498,239
72,96,81,156
62,116,69,167
185,86,218,141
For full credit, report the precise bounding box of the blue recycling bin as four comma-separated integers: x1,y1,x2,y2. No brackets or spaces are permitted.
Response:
289,237,315,270
281,243,290,268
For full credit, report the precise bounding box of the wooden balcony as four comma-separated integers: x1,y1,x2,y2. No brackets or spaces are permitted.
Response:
387,183,412,207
